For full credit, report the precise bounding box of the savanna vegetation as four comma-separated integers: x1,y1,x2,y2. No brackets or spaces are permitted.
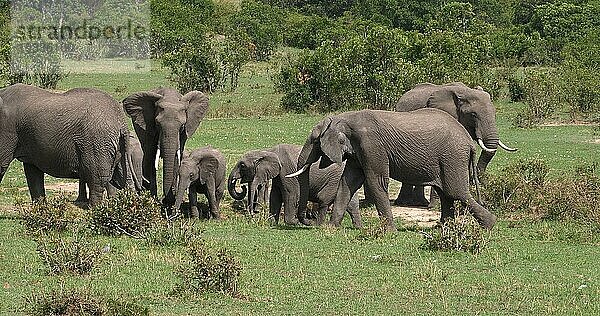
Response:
0,0,599,315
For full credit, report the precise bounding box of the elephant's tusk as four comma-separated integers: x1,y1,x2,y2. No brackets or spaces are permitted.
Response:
285,164,310,178
176,149,181,164
154,149,161,170
498,140,518,152
477,139,497,153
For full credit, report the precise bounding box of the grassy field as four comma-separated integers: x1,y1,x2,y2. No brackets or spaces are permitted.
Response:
1,59,599,315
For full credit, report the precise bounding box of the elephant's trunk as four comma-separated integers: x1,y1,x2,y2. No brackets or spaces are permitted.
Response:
228,171,247,200
174,174,190,212
295,142,319,226
477,136,499,174
160,141,180,206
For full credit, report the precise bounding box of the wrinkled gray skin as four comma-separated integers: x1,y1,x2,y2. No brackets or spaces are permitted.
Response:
393,82,517,207
293,109,497,231
123,88,209,207
0,84,134,206
228,144,360,226
76,133,144,202
174,146,226,219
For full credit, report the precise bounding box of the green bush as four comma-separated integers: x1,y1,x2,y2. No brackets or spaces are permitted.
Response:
514,68,561,127
176,238,242,297
34,230,104,276
483,160,600,227
26,287,149,316
482,158,549,217
89,190,160,238
144,219,202,247
233,0,284,61
8,41,68,89
19,195,86,234
508,73,525,102
421,207,488,254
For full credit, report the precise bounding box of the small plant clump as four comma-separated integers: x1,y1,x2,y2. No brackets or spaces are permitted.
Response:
144,219,202,247
26,287,150,316
19,195,87,234
421,209,488,254
176,238,242,297
355,219,395,241
89,190,161,238
34,230,104,276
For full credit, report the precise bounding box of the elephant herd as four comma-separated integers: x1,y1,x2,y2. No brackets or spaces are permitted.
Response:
0,82,517,231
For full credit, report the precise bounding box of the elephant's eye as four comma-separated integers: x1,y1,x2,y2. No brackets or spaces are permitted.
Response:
190,172,194,177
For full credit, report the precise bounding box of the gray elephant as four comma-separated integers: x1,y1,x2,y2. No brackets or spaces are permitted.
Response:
173,146,226,219
0,84,135,206
393,82,517,207
228,144,361,227
289,109,497,231
76,133,144,202
122,87,209,207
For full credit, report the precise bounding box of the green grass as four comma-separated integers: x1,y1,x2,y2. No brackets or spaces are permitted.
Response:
1,59,600,315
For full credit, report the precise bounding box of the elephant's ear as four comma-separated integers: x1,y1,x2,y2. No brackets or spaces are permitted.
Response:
182,91,209,139
319,118,349,164
198,156,219,185
426,88,461,120
122,91,163,131
254,152,281,183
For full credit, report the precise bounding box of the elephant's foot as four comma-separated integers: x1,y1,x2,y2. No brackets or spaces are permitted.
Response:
284,217,300,226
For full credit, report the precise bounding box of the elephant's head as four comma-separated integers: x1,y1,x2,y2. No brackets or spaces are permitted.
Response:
123,88,209,201
174,150,220,212
228,150,281,213
427,83,516,172
293,116,353,175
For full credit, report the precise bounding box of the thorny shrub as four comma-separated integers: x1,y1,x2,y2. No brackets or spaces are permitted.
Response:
89,190,161,238
18,195,87,234
421,206,488,254
34,229,104,276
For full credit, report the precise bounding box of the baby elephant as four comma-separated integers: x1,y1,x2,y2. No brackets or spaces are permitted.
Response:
174,146,226,219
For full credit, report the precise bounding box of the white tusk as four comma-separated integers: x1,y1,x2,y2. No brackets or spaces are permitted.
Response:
477,139,497,153
285,164,310,178
154,149,161,170
498,140,518,152
177,149,181,164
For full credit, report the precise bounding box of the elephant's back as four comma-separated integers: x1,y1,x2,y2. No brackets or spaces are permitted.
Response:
395,83,438,112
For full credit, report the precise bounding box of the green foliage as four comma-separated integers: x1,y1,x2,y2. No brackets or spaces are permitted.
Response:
18,195,86,234
89,190,161,238
482,158,549,216
233,0,284,61
514,68,561,127
144,219,202,247
34,230,104,276
421,208,488,254
355,219,394,241
483,159,600,227
8,41,68,89
508,72,525,102
176,238,242,297
26,287,149,316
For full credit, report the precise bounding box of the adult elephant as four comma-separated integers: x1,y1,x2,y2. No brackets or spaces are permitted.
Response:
393,82,517,207
289,109,497,232
123,87,209,206
228,144,361,227
0,84,135,206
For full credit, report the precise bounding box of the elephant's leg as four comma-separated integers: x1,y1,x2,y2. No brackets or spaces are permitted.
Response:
465,197,497,229
363,169,396,231
23,163,45,201
76,181,88,203
346,193,363,229
213,188,224,220
394,184,414,206
428,188,440,208
436,188,455,223
330,162,365,227
205,179,220,220
362,185,375,206
412,185,429,207
105,183,117,197
141,148,158,197
268,185,283,223
315,204,329,226
189,188,199,219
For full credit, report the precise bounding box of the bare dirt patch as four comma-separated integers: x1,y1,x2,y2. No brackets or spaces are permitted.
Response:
18,182,79,193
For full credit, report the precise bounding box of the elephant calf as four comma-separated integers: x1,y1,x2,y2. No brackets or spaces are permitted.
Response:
174,146,226,219
228,144,361,227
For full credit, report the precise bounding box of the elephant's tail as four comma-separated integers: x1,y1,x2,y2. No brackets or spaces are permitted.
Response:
469,147,482,203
